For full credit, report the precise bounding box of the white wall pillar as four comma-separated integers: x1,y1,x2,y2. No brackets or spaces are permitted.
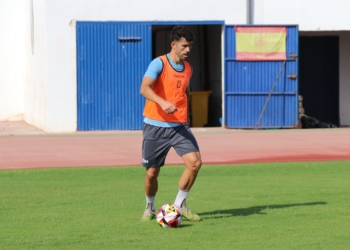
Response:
24,0,49,131
339,32,350,126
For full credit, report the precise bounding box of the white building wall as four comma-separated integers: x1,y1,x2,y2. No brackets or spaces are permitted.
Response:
46,0,247,23
253,0,350,31
45,4,77,132
0,0,27,121
0,0,48,130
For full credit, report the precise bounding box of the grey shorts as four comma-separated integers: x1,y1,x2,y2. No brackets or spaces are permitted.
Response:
141,123,200,168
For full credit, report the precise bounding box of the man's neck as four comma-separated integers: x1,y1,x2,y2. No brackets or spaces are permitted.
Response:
168,52,182,65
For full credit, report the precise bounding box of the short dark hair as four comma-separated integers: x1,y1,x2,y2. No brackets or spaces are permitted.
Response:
170,26,194,42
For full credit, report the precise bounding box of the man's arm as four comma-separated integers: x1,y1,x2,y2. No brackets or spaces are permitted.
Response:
140,76,178,114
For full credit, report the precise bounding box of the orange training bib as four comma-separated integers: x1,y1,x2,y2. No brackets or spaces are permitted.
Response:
143,55,192,123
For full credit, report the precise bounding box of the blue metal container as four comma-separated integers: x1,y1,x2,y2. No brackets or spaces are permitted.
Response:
76,22,151,130
224,25,299,128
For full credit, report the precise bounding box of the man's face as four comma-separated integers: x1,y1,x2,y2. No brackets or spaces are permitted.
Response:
172,38,193,61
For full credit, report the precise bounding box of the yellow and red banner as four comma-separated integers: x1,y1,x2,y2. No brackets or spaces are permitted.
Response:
236,26,287,61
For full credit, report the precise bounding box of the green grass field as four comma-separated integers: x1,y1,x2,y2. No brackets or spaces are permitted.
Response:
1,161,350,250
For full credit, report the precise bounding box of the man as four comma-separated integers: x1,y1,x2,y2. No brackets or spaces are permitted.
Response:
140,26,202,222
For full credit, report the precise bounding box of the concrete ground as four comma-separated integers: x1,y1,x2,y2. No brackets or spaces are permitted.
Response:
0,121,349,170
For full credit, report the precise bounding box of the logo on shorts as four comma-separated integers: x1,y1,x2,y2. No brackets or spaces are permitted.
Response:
142,159,148,164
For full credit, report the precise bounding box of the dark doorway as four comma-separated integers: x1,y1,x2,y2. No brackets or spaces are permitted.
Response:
299,36,339,126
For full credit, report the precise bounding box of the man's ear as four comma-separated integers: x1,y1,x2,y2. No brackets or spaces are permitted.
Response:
171,41,176,49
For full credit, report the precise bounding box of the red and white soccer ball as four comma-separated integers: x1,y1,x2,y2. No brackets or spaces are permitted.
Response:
156,204,182,228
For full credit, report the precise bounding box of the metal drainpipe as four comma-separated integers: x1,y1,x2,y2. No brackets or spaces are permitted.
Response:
247,0,253,24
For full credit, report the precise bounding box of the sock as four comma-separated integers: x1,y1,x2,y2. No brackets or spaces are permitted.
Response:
145,195,155,211
174,189,189,208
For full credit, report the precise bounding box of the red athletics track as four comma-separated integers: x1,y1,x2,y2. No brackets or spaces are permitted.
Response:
0,121,350,170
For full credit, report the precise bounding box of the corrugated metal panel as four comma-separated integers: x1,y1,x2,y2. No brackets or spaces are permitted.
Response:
77,22,151,130
224,25,299,128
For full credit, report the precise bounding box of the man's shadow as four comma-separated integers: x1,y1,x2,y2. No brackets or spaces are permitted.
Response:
198,202,327,219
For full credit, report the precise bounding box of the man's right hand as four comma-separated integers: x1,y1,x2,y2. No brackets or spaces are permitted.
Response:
160,100,178,114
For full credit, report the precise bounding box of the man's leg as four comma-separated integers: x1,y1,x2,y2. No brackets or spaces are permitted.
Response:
141,167,160,221
144,167,160,197
174,151,202,221
179,151,201,190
